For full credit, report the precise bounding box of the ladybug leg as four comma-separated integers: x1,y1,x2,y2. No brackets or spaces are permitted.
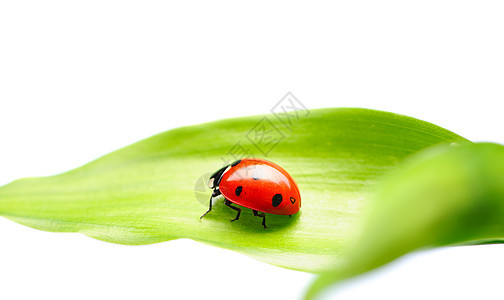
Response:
224,199,241,222
200,194,213,219
200,189,221,219
252,210,267,229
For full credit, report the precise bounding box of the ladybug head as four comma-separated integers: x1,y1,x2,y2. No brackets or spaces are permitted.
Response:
208,165,230,189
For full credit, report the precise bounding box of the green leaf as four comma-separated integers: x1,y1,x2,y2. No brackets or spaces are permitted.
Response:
306,142,504,299
0,108,468,273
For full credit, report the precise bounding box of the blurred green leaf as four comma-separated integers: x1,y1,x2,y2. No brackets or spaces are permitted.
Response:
307,142,504,299
0,108,467,272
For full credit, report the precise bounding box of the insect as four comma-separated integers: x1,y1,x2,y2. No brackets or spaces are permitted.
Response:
200,158,301,228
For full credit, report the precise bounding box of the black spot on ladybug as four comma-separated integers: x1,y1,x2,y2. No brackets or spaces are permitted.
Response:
290,197,296,204
231,160,241,167
235,186,243,196
272,194,283,207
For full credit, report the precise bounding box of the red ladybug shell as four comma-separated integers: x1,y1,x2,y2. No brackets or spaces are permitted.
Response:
218,158,301,215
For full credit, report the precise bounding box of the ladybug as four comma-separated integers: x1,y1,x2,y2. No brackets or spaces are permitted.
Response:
200,158,301,228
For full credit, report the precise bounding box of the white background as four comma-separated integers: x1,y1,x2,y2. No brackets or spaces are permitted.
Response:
1,1,503,299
